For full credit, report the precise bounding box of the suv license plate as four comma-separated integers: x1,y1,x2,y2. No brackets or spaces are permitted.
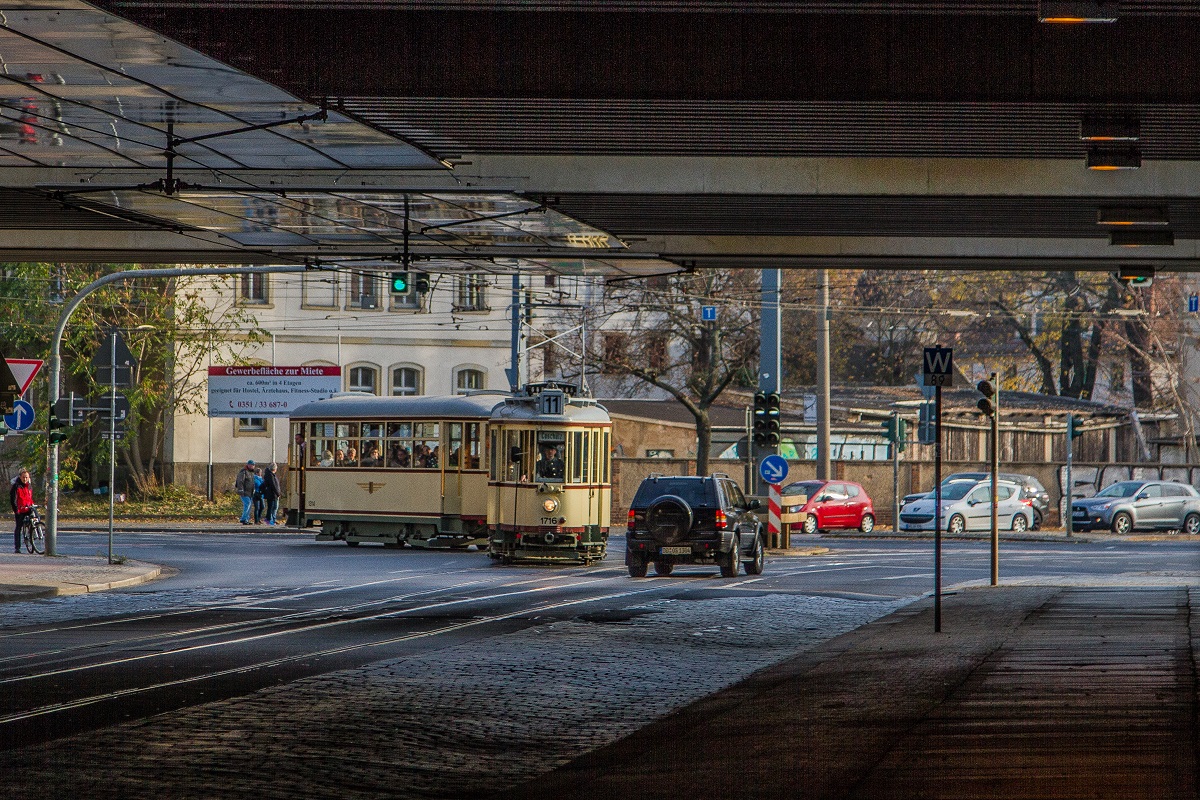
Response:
660,546,691,555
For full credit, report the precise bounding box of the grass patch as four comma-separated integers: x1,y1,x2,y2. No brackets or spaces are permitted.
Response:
57,485,243,522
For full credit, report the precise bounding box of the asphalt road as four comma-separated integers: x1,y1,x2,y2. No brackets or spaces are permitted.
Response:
0,530,1196,798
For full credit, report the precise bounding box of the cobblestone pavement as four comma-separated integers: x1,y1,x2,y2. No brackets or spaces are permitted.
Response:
0,592,903,799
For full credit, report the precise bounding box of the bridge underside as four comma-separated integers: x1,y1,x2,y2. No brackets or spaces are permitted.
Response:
0,1,1198,275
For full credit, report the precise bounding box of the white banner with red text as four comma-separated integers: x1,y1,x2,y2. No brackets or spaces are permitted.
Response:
207,366,341,417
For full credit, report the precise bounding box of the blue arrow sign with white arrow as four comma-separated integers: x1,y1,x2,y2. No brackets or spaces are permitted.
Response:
758,453,789,486
4,399,34,431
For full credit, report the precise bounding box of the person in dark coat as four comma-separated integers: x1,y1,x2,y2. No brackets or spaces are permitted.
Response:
261,463,282,525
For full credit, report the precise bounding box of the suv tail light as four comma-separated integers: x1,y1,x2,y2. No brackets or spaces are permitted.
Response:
627,508,636,533
715,509,728,530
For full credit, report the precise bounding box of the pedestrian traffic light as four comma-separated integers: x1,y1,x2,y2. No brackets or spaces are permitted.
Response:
48,411,67,444
49,395,77,444
1067,413,1083,439
977,378,997,417
752,391,782,447
413,272,431,293
895,417,907,452
390,271,410,293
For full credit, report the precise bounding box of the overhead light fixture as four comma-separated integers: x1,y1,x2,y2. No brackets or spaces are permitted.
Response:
1087,145,1141,170
1080,116,1140,141
1039,1,1118,23
1110,230,1174,246
1097,206,1169,226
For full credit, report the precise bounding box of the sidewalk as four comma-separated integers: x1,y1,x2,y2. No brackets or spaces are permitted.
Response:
497,581,1200,800
0,552,163,601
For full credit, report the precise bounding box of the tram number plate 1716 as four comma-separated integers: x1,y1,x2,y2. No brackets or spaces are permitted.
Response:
660,546,691,555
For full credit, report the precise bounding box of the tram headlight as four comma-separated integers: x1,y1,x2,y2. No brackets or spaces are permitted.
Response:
542,498,560,513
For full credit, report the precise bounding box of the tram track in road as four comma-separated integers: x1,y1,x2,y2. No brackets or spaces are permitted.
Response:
0,568,689,751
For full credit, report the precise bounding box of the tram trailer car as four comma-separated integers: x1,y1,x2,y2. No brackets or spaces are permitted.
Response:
287,393,504,548
486,386,612,565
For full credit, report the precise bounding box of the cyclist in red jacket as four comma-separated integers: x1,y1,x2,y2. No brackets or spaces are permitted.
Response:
10,468,32,553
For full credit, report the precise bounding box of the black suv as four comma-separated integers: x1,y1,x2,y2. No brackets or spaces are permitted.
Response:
625,473,765,578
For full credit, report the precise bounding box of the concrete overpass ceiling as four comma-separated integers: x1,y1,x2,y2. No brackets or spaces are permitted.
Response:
87,1,1200,273
0,1,679,274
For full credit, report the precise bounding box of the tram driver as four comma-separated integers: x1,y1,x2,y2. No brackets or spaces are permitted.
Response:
536,444,565,481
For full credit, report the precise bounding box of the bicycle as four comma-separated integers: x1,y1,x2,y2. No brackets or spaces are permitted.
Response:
20,504,45,554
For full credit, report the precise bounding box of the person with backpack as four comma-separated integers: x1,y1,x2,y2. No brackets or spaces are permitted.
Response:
234,460,256,525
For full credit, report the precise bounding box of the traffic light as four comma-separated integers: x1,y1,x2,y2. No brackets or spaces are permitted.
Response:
1067,413,1083,439
1116,266,1154,289
390,271,410,293
413,272,431,293
918,401,935,445
880,416,908,453
49,395,76,444
752,391,782,448
977,378,996,417
763,392,781,446
752,391,768,446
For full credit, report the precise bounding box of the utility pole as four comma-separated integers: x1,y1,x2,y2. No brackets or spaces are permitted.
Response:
756,268,781,494
816,268,831,480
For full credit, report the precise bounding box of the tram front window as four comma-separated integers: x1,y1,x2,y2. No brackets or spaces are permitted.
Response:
536,435,566,481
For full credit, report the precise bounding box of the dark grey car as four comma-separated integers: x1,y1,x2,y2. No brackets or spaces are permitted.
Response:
1071,480,1200,534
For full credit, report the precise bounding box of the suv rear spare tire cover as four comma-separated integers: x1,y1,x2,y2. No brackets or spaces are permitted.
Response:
645,495,694,544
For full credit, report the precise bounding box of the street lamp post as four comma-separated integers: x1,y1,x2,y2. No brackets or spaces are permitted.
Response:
46,265,313,557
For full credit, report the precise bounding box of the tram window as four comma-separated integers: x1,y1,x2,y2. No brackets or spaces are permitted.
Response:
387,441,412,467
312,440,335,467
602,431,610,482
448,423,463,468
415,422,439,439
500,430,523,481
413,439,439,469
387,421,412,438
335,423,358,439
310,422,334,438
360,439,383,466
465,423,481,470
536,432,566,480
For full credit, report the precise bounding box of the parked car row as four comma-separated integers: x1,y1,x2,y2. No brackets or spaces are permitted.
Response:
623,473,1200,580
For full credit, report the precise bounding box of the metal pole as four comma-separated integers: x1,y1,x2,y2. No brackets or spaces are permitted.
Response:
206,331,214,501
934,383,943,633
990,371,999,586
757,268,781,494
46,264,315,557
107,332,116,564
816,268,831,480
892,410,900,532
1066,414,1074,538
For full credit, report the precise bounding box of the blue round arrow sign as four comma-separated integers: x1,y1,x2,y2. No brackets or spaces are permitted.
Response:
4,399,34,431
758,454,789,486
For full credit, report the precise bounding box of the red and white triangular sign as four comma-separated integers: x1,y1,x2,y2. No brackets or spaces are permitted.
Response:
6,359,43,396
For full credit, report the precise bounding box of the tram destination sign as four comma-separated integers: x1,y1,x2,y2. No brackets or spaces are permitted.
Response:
207,366,342,418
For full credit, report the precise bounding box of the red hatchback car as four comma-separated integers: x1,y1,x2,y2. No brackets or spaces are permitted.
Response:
781,480,876,533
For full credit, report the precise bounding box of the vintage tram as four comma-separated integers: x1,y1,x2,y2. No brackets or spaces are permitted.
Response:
287,392,502,548
486,384,612,565
285,384,612,563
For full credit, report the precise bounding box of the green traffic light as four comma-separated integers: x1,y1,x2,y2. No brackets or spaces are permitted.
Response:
390,271,410,293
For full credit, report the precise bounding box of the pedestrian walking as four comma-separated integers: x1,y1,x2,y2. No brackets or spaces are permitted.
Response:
252,467,265,524
262,463,282,525
234,459,256,525
10,468,32,553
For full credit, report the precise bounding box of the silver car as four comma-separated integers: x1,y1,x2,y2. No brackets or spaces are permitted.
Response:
898,479,1033,534
1070,480,1200,534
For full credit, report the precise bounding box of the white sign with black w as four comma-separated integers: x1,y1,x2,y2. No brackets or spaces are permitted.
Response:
923,346,954,387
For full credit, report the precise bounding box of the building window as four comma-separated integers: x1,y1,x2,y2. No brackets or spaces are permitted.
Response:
601,332,627,373
455,368,485,394
454,274,488,312
302,273,337,308
646,332,668,372
348,271,381,310
391,366,422,396
348,365,379,394
235,418,269,437
239,273,268,304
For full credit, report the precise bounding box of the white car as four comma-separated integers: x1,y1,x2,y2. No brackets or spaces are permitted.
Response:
898,479,1033,534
